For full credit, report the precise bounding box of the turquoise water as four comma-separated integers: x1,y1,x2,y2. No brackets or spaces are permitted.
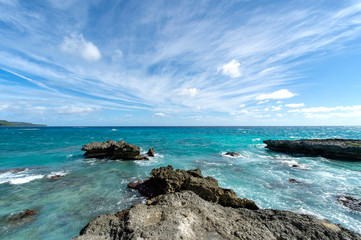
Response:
0,126,360,239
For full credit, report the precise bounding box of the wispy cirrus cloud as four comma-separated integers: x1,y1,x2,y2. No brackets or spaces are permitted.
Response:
0,1,361,125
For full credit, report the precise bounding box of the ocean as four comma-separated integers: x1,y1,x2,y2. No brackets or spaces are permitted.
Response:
0,126,360,239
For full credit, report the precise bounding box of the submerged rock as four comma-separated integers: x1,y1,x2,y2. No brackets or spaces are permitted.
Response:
73,191,361,240
288,178,301,184
8,209,36,222
147,147,155,157
81,140,148,160
225,152,240,157
263,139,361,161
128,165,258,210
336,195,361,212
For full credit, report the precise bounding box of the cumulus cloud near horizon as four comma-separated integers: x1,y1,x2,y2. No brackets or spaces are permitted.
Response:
285,103,305,108
256,89,296,100
153,112,166,117
61,33,102,62
218,59,242,78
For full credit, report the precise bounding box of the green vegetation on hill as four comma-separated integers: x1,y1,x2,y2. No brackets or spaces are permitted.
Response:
0,120,46,127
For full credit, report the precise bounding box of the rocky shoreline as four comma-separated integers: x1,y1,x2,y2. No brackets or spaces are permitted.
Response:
73,166,361,240
263,138,361,161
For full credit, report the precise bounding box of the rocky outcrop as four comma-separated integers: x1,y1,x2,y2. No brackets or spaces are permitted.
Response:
128,165,258,210
147,147,155,157
73,191,361,240
81,140,148,160
263,139,361,161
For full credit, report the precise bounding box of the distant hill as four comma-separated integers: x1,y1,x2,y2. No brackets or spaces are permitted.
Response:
0,120,47,127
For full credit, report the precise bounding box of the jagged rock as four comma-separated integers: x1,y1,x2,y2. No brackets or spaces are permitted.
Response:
263,139,361,161
128,165,258,210
81,140,148,160
73,191,361,240
147,147,155,157
225,152,240,157
336,195,361,212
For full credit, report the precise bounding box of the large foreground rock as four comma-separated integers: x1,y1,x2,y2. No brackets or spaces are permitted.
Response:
81,140,148,160
264,139,361,161
128,165,258,210
73,191,361,240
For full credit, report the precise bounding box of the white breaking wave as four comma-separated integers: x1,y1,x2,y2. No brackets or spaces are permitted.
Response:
280,160,311,170
0,170,44,185
9,175,44,184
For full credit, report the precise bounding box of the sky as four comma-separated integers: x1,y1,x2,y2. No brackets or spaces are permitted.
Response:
0,0,361,126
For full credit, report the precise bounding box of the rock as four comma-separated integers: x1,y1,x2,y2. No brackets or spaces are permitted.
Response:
127,180,142,189
50,174,62,179
147,147,155,157
8,209,36,222
114,209,129,219
225,152,240,157
288,178,301,184
81,140,148,160
128,165,258,210
12,168,28,173
336,195,361,212
263,139,361,161
73,191,361,240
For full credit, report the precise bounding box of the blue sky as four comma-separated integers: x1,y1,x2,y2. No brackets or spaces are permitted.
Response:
0,0,361,126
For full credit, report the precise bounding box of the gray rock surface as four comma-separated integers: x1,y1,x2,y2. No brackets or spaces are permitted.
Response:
128,165,258,210
73,191,361,240
264,139,361,161
81,140,148,160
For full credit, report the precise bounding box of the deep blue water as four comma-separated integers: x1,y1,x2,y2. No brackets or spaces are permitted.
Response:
0,126,360,239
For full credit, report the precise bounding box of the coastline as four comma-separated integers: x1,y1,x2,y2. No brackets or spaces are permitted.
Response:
0,126,361,239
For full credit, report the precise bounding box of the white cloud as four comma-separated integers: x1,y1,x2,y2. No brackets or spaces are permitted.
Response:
257,100,269,104
178,88,199,98
276,113,285,117
255,114,271,118
255,89,297,100
285,103,305,108
112,49,123,61
240,109,249,114
305,111,361,119
153,112,166,117
217,59,241,78
238,104,246,108
53,106,95,114
61,33,102,61
290,105,361,113
271,105,282,111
